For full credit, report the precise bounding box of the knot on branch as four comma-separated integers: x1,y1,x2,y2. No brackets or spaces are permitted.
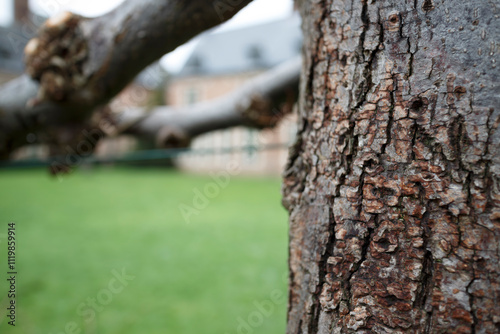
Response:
25,11,88,103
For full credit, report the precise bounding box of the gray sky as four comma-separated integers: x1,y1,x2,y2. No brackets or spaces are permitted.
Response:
0,0,294,72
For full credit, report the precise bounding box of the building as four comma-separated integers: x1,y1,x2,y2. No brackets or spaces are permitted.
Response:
0,0,44,85
167,14,302,175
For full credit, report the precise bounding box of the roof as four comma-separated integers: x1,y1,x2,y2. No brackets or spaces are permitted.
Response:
178,14,302,77
0,24,32,74
0,13,46,74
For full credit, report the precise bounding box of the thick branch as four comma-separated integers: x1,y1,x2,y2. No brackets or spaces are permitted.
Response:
0,0,253,157
108,57,301,148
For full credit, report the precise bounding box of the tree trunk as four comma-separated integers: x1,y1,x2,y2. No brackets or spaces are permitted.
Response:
283,0,499,333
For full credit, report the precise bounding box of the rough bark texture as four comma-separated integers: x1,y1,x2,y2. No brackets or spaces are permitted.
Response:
283,0,500,333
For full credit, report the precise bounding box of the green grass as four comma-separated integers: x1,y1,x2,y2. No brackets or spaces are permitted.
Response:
0,167,289,334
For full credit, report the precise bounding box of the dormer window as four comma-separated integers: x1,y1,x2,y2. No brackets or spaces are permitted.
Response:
0,46,10,58
187,55,203,71
247,45,264,67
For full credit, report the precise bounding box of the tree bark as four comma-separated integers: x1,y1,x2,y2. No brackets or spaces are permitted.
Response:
283,0,500,333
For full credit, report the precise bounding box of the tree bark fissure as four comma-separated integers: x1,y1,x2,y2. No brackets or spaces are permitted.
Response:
284,0,499,333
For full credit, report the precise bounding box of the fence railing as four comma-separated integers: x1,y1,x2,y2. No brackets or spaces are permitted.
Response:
0,143,291,169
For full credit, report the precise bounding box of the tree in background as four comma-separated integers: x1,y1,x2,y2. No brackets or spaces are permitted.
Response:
0,0,498,332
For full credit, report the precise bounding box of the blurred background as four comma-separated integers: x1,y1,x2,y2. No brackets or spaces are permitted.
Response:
0,0,301,333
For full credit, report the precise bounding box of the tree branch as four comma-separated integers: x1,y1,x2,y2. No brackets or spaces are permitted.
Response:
106,56,301,148
0,0,253,158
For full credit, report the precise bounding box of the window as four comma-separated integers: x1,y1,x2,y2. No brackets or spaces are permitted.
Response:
186,55,203,72
246,45,264,67
185,87,198,105
245,129,258,164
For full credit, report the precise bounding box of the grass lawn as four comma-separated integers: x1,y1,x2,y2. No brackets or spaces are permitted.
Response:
0,167,289,334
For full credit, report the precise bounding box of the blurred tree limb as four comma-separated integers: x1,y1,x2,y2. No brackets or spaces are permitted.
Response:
105,56,301,148
1,0,300,159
